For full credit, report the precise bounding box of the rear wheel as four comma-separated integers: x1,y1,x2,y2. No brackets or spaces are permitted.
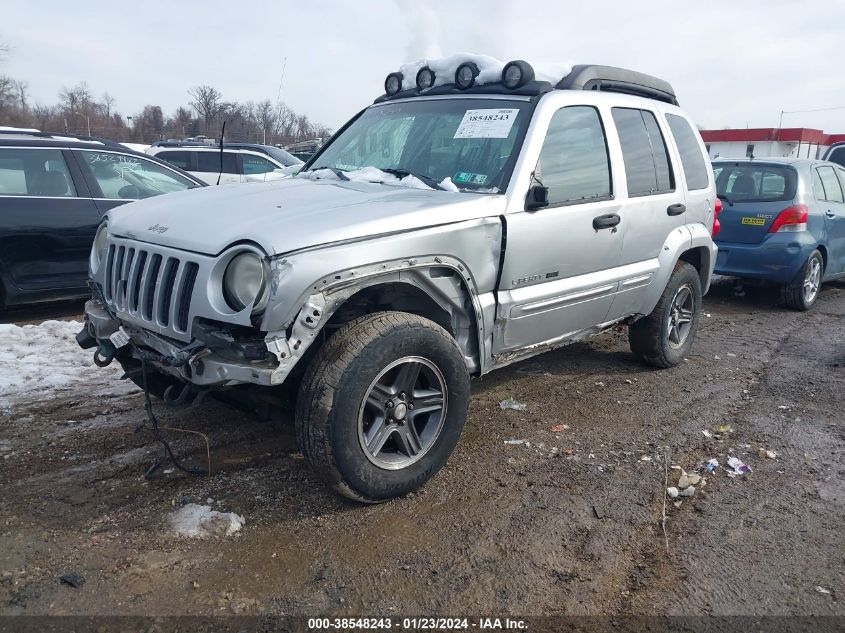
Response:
782,249,823,311
629,261,702,368
295,312,470,502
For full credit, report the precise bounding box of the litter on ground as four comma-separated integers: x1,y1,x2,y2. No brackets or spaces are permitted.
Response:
550,424,570,433
680,486,696,497
500,398,527,411
170,504,245,538
678,472,701,488
504,439,529,446
727,456,752,476
666,487,679,499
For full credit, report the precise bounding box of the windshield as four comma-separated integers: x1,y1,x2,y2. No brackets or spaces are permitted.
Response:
305,98,533,192
713,162,797,203
264,146,302,166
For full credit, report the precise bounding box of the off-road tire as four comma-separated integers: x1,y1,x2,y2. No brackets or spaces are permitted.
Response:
628,261,702,368
295,311,470,503
782,249,824,311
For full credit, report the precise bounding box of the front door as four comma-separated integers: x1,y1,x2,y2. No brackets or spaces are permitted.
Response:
0,147,100,295
494,105,623,354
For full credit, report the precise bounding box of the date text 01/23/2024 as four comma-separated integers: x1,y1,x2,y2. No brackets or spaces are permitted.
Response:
307,617,528,630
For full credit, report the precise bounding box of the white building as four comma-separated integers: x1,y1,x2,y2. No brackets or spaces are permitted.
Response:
700,127,845,161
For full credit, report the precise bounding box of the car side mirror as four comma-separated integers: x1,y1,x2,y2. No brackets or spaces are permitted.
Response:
525,184,549,211
118,184,141,199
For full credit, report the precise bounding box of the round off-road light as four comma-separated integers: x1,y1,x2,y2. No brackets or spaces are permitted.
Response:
223,252,266,311
502,60,534,89
384,72,404,96
455,62,479,90
416,66,435,91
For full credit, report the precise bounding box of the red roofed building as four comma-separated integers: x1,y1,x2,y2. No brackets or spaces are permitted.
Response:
699,128,845,161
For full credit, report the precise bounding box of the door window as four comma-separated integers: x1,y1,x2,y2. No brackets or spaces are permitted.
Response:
828,147,845,168
79,150,198,199
612,108,674,197
0,148,76,197
534,106,611,205
242,154,277,175
817,166,844,203
156,150,192,170
196,151,238,174
666,114,709,191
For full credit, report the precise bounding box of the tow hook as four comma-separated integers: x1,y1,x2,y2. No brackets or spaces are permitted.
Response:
162,382,196,407
93,343,116,367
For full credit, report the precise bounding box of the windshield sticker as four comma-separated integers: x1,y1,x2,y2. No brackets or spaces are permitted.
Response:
453,172,488,185
454,109,519,139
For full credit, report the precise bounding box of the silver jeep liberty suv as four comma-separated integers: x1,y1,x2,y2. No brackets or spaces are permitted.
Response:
79,58,718,502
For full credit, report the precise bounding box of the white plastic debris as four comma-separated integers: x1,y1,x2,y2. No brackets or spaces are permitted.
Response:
640,455,652,462
504,439,529,446
727,456,752,476
678,472,701,488
816,586,832,595
666,487,680,499
500,398,527,411
702,429,713,438
170,504,244,538
680,486,696,497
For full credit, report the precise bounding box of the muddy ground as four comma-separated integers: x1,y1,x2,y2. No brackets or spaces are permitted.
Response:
1,278,843,618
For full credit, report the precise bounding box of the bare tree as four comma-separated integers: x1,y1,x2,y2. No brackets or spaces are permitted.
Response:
188,85,222,135
100,92,115,118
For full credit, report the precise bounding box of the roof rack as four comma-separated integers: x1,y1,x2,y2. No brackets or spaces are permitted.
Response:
375,62,677,106
0,129,129,150
556,65,678,105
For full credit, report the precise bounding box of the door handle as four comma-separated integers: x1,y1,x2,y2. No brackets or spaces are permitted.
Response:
592,213,621,230
826,210,836,218
667,203,687,216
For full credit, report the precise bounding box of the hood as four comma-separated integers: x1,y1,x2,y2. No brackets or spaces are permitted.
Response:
107,178,506,256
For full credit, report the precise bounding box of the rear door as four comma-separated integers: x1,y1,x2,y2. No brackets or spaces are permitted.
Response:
713,162,799,243
604,106,686,320
815,165,845,275
0,146,99,295
196,151,241,184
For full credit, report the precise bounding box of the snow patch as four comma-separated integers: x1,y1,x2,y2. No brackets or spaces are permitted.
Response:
397,53,572,91
0,320,136,411
299,166,455,192
170,504,245,538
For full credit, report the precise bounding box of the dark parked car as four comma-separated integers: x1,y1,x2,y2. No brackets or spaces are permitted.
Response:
0,131,204,310
712,157,845,309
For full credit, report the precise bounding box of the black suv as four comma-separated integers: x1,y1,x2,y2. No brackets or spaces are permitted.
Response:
0,131,204,310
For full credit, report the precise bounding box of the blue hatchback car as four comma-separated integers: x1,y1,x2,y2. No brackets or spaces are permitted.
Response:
712,157,845,309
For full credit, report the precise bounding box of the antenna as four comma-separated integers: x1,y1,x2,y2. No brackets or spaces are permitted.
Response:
273,58,288,143
217,120,226,185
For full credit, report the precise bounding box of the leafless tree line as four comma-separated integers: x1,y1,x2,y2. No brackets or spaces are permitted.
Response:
0,42,331,145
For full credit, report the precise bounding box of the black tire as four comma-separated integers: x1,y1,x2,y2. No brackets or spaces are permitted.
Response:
629,261,702,368
295,311,470,503
782,249,823,311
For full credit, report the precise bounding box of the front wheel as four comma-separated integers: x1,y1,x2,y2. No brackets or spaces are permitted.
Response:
628,261,703,368
782,249,823,311
295,312,470,503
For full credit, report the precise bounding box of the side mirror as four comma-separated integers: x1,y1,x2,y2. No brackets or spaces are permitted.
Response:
118,184,141,199
525,184,549,211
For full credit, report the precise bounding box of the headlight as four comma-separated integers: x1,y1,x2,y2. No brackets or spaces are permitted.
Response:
90,222,109,273
223,252,266,311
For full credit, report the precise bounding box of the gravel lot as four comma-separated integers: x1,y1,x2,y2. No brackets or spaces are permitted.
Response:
1,278,843,617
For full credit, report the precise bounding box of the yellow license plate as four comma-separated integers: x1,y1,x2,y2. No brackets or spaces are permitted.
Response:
741,217,766,226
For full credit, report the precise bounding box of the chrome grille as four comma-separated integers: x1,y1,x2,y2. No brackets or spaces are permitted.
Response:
102,242,199,335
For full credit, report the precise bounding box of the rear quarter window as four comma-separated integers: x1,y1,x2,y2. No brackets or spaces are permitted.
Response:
666,114,709,190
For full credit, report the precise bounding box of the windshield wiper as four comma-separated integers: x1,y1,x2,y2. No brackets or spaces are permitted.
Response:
381,168,445,191
308,166,349,180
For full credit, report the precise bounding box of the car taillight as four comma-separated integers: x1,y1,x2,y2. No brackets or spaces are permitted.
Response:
712,197,722,237
768,204,808,233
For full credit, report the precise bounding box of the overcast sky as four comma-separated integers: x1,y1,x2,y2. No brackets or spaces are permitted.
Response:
3,0,845,133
